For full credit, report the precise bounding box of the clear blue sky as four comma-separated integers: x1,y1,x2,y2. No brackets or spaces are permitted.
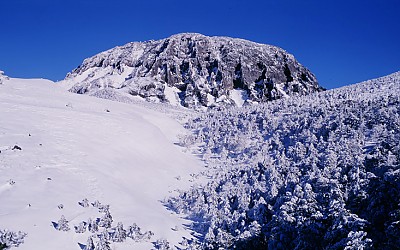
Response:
1,0,399,89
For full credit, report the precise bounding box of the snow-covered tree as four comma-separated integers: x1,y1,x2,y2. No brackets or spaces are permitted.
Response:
99,210,113,228
79,198,90,208
0,229,27,248
95,229,111,250
87,218,99,233
94,237,110,250
84,236,95,250
56,215,70,231
127,223,140,241
92,200,102,208
74,221,86,233
154,239,171,250
111,222,126,242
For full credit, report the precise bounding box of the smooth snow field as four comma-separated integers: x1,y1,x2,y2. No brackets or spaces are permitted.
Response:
0,78,203,249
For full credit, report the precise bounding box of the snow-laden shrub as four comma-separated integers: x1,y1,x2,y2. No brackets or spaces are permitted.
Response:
56,215,70,231
0,229,27,249
53,200,153,248
154,239,171,250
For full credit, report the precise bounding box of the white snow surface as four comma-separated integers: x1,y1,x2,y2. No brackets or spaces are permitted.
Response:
0,77,204,249
229,89,248,107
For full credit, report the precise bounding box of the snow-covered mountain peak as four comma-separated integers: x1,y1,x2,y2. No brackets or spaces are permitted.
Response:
61,33,323,108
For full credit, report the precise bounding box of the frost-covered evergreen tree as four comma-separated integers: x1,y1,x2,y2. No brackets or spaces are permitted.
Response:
56,215,70,231
87,218,99,233
99,210,113,228
111,222,126,242
154,239,171,250
84,236,95,250
92,200,102,208
127,223,141,241
74,221,86,233
140,230,154,241
79,198,90,208
94,237,111,250
91,200,110,213
0,229,27,248
95,229,111,250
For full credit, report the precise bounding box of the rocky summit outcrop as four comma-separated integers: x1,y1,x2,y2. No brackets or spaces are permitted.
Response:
62,33,323,108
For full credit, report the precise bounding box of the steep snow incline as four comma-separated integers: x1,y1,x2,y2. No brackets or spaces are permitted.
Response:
0,77,203,249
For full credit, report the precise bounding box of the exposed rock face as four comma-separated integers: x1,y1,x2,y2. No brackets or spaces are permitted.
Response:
62,33,323,107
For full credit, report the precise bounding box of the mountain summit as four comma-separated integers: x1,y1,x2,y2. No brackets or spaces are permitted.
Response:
62,33,323,107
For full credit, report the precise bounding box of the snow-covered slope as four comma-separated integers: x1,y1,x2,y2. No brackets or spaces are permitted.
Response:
0,76,204,249
60,33,323,108
3,66,399,249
